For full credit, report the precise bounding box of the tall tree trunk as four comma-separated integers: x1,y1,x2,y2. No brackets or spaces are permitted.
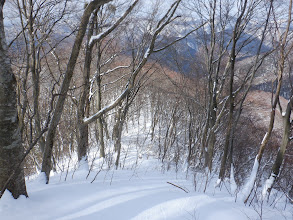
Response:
41,0,112,183
243,0,292,203
0,0,27,198
262,97,292,198
113,103,123,152
218,34,236,182
113,102,123,168
187,108,194,167
27,1,46,153
96,44,105,158
218,44,236,181
218,0,249,183
206,98,216,171
77,12,96,164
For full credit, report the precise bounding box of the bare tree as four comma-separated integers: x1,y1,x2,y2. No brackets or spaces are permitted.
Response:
243,0,293,203
76,0,138,164
9,0,72,172
41,0,112,184
261,0,293,199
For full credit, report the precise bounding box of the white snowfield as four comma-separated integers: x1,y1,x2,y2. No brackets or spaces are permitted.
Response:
0,156,292,220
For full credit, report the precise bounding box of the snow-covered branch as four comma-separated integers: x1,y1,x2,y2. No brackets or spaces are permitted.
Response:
100,54,118,68
100,65,130,77
103,73,130,87
83,0,186,125
83,88,129,125
88,0,139,47
153,21,208,53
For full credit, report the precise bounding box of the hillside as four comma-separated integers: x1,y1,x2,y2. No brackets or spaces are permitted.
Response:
1,0,293,219
244,90,289,136
1,130,292,220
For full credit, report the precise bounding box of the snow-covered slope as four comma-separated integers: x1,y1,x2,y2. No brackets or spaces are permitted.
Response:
1,153,292,220
0,112,292,220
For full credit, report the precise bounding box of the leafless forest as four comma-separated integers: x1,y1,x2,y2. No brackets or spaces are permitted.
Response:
0,0,293,205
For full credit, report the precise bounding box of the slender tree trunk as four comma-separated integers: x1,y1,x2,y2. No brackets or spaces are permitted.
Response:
114,120,124,169
187,108,194,166
113,93,134,168
206,99,216,171
0,0,27,198
96,44,105,158
218,0,249,182
262,97,292,197
219,106,233,180
27,1,46,153
113,102,124,168
151,101,159,141
219,52,235,181
203,0,217,171
270,100,291,177
113,103,122,152
77,13,96,163
218,45,235,181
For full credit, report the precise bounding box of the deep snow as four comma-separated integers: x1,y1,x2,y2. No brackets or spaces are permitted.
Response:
1,153,292,220
1,119,292,220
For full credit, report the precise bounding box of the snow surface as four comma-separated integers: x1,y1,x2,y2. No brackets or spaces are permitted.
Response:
1,154,292,220
0,118,292,220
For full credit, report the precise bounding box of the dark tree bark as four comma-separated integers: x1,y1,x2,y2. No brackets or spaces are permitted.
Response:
0,0,28,199
76,11,96,163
